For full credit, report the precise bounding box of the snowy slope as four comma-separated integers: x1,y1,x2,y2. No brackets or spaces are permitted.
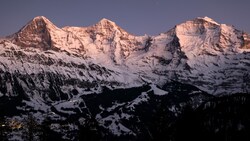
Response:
1,16,250,96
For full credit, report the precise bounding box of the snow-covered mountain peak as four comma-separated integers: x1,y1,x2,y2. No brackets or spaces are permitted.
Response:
176,17,220,33
196,16,220,25
172,16,248,51
95,18,117,30
9,16,58,49
22,16,60,32
173,17,220,49
32,16,50,23
93,18,127,35
98,18,116,26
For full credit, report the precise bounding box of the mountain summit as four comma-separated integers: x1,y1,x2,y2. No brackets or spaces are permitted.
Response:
97,18,117,27
12,16,58,49
21,16,58,31
196,16,220,25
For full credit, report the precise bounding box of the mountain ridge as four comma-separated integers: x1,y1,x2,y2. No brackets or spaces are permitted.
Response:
0,16,249,95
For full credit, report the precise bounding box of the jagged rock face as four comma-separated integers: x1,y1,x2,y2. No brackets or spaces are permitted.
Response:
63,18,147,64
12,16,84,52
13,16,54,49
166,17,250,94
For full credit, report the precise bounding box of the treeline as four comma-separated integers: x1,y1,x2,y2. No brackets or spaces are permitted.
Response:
172,93,250,141
0,114,109,141
0,114,61,141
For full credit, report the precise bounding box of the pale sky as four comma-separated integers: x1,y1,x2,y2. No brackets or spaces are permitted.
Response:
0,0,250,37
